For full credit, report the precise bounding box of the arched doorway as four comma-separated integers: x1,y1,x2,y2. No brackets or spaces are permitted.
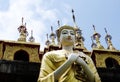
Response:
14,50,29,62
105,57,119,68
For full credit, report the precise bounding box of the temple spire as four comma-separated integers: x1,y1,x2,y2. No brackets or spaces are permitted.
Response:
25,22,26,27
72,9,77,28
93,25,97,33
57,20,60,27
49,26,56,46
45,33,50,47
92,25,104,49
104,28,116,50
51,26,53,33
104,28,108,34
91,36,97,49
18,17,28,42
71,9,86,50
22,17,24,25
29,30,35,42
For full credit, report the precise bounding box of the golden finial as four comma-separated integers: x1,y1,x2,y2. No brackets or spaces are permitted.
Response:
22,17,24,25
45,33,50,46
31,30,33,36
18,17,28,42
57,20,60,27
71,9,86,49
104,28,108,34
104,28,112,41
104,28,116,50
93,25,95,30
92,25,104,49
72,9,75,24
50,26,56,37
29,30,35,42
25,22,26,27
93,25,96,33
51,26,53,33
92,25,101,39
72,9,77,28
47,34,48,40
50,26,56,45
50,26,56,39
91,36,97,48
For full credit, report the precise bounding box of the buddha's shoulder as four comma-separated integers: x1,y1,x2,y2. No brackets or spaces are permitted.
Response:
44,50,65,57
44,50,66,61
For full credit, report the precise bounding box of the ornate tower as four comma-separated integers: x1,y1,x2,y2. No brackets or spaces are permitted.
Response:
1,18,40,63
29,30,35,42
49,26,56,46
91,27,120,82
18,17,28,42
104,28,116,50
92,25,104,49
72,9,86,50
91,36,97,49
71,9,90,55
45,33,50,48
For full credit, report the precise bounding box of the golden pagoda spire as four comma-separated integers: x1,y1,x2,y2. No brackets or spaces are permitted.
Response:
22,17,24,25
104,28,116,50
72,9,78,28
93,25,97,33
91,36,97,49
92,25,104,49
29,30,35,42
17,17,28,42
25,22,26,27
57,20,60,27
49,26,56,46
71,9,86,50
45,33,50,47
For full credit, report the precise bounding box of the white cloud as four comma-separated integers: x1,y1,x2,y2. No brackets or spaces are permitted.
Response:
0,0,62,50
0,0,119,51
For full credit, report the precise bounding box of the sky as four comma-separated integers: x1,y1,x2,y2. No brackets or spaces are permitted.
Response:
0,0,120,51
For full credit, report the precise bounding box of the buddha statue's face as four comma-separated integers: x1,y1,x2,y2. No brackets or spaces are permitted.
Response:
59,29,75,46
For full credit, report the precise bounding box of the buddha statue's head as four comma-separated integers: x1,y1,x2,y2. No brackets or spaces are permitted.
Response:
56,25,76,47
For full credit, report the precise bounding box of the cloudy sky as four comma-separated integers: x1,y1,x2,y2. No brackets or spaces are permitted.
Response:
0,0,120,51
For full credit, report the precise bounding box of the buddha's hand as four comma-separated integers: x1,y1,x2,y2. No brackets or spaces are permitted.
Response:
68,53,79,63
75,56,86,66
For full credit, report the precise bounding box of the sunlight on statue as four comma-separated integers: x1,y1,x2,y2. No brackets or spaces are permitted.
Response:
38,25,101,82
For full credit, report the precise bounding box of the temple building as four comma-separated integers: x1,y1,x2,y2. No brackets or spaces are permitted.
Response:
0,10,120,82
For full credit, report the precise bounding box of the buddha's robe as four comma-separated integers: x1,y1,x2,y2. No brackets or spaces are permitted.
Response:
38,50,101,82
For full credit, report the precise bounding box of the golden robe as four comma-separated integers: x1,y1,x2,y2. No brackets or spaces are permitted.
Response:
38,50,101,82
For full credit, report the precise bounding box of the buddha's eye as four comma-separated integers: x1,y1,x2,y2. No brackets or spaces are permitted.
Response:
70,31,75,35
62,30,68,34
